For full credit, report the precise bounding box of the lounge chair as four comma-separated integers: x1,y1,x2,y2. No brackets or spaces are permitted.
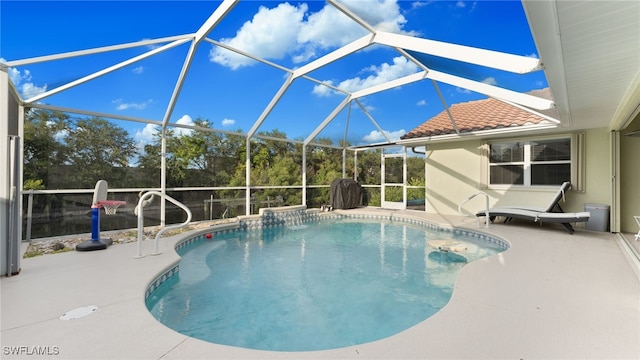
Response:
476,182,590,234
634,216,640,241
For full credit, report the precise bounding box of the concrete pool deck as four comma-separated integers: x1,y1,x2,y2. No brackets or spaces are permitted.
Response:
2,208,639,359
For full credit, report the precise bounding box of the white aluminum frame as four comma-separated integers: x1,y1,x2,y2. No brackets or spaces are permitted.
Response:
381,150,407,210
0,0,559,254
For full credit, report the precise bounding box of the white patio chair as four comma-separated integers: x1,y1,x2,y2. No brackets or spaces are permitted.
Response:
634,216,640,241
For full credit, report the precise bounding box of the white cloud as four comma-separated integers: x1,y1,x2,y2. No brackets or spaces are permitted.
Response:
336,0,409,34
455,1,477,12
210,0,412,69
53,128,68,142
221,118,236,127
297,3,366,51
410,1,430,10
132,123,159,166
342,57,419,91
6,65,47,99
481,77,497,86
416,99,427,106
134,123,159,150
362,129,406,143
7,66,22,85
313,56,419,95
312,81,335,97
113,98,153,110
134,115,195,150
132,66,144,74
176,114,194,126
210,3,307,70
174,114,195,136
21,82,48,99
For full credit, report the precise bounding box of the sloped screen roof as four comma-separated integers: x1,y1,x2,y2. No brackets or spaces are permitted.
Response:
2,0,552,148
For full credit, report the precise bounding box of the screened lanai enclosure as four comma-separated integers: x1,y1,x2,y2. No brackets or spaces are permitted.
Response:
8,0,639,276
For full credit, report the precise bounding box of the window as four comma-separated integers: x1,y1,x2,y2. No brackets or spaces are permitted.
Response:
488,137,571,186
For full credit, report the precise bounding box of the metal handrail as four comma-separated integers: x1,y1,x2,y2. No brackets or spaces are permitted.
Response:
135,191,192,259
458,191,490,228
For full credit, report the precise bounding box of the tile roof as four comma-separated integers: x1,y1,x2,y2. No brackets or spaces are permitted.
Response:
401,88,557,139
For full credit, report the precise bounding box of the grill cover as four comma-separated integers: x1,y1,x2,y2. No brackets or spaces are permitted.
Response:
330,179,362,209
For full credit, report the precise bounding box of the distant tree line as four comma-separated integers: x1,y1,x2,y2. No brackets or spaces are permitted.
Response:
23,109,424,213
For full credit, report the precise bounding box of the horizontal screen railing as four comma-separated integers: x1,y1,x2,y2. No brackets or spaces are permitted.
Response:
20,185,380,240
21,183,426,240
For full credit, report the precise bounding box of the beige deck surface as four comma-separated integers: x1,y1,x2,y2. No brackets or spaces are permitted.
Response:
2,209,639,359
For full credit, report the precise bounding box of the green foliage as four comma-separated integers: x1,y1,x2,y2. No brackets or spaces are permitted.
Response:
407,176,426,200
307,143,343,185
366,187,381,207
407,156,425,182
23,110,426,215
23,179,45,190
65,117,138,187
23,109,70,187
356,150,381,185
138,140,162,187
137,120,247,188
384,186,403,202
23,248,44,258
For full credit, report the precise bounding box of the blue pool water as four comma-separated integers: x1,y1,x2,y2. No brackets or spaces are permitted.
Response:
146,219,505,351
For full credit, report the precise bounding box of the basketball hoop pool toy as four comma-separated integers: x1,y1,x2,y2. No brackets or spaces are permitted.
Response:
76,180,126,252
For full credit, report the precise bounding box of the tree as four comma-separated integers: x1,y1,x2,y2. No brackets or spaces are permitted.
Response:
137,120,246,188
138,134,163,187
355,149,381,185
23,111,137,219
23,109,70,187
230,129,295,186
306,139,341,185
137,127,188,188
64,117,137,187
226,129,305,210
183,119,244,187
305,140,343,207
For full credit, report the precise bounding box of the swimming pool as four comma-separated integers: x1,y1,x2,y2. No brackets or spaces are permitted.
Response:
146,215,507,351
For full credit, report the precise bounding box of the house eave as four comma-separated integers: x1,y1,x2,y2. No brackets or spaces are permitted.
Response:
397,123,560,146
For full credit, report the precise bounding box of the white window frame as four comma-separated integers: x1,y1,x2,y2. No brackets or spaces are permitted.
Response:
484,134,581,190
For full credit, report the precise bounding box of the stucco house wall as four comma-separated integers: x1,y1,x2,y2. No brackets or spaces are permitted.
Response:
424,127,623,231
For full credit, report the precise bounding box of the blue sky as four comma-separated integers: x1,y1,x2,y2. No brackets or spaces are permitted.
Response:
1,0,547,148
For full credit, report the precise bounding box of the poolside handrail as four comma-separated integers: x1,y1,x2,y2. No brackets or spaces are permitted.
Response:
135,191,192,258
458,191,490,228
